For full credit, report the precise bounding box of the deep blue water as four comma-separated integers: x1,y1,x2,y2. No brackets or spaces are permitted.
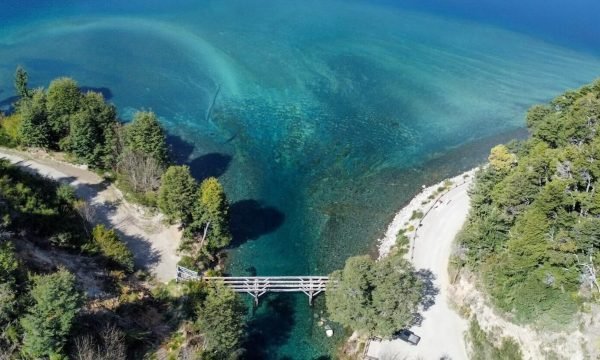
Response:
1,1,599,358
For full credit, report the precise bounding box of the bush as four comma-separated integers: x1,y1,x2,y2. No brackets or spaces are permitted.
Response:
92,224,134,272
410,209,424,220
0,113,22,147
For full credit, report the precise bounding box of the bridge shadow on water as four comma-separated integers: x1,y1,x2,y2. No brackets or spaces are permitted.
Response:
244,293,296,359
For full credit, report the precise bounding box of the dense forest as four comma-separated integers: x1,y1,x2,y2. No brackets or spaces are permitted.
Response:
457,80,600,327
0,68,247,359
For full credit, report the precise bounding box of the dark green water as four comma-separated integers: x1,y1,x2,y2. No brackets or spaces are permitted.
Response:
1,1,600,358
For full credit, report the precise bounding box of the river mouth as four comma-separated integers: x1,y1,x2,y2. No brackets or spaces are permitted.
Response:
1,1,600,358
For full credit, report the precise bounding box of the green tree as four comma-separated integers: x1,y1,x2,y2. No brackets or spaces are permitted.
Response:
62,91,117,167
21,269,82,358
66,110,100,165
46,77,81,142
14,65,29,98
0,242,18,325
92,224,134,272
188,177,232,251
157,165,197,223
125,111,168,164
19,89,51,148
195,283,246,358
326,254,423,338
488,144,516,173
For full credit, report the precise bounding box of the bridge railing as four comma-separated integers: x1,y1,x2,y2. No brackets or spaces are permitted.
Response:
176,266,330,305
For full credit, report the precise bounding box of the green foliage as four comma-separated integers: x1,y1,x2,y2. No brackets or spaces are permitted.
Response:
19,89,52,148
186,177,232,251
14,65,29,98
0,242,19,325
0,113,23,147
488,144,517,172
467,318,523,360
0,159,86,247
326,253,423,338
157,165,197,223
46,77,82,142
125,111,168,164
21,269,82,358
62,91,117,167
410,209,424,220
459,79,600,326
0,242,19,285
195,283,246,358
92,224,134,272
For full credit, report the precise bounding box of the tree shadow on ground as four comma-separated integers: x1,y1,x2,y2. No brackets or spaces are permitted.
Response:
244,293,296,360
228,199,285,248
66,177,161,271
415,268,440,316
187,152,232,182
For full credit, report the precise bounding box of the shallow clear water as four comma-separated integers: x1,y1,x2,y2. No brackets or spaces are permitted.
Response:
1,1,600,358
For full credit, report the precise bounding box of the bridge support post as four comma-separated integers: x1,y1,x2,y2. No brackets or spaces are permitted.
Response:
249,292,259,306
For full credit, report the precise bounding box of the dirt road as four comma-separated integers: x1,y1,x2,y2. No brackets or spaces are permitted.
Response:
368,174,473,359
0,148,180,282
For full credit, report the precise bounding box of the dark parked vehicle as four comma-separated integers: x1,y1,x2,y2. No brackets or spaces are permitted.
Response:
396,329,421,345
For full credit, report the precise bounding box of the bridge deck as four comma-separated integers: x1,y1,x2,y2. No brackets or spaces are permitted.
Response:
176,266,330,305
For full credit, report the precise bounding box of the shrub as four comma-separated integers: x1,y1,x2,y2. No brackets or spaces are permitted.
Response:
0,113,22,147
92,224,134,272
410,210,424,221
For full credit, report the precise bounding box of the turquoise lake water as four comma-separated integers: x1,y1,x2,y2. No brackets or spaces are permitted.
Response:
1,1,600,358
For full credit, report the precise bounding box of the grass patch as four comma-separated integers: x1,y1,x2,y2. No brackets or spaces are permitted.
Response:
467,318,523,360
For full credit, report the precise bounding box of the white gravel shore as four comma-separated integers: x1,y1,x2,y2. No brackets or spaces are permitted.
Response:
367,168,478,360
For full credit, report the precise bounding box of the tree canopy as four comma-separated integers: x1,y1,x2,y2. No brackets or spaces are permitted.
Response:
326,252,423,338
125,111,169,164
457,79,600,326
195,283,247,359
14,65,29,98
46,77,82,141
157,165,197,223
21,269,82,358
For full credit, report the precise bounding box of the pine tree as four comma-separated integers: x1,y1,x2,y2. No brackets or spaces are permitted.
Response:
195,283,246,357
157,165,197,223
188,177,232,251
19,89,51,148
125,111,168,164
21,269,82,358
46,77,81,143
14,65,29,98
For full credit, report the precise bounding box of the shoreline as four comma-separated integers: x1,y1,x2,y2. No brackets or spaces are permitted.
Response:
377,167,478,258
360,167,478,359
